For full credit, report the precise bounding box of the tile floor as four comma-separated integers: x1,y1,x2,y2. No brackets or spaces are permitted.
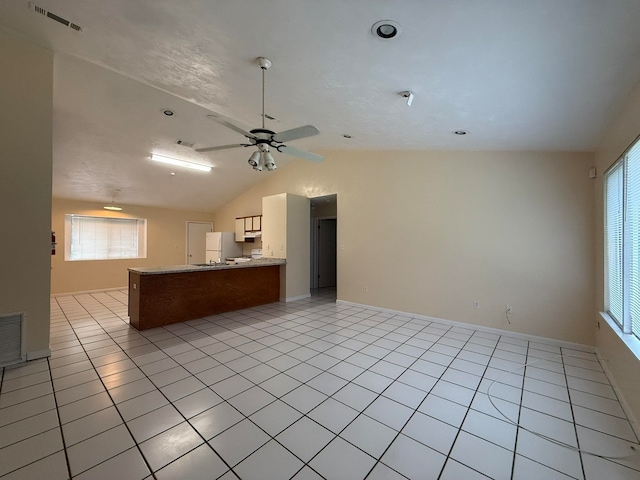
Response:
1,288,640,479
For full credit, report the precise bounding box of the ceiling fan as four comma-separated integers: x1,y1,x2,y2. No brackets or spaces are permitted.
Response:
196,57,323,171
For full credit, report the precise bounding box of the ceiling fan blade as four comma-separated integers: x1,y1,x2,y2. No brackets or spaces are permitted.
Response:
279,145,324,163
206,115,255,139
272,125,319,143
196,143,248,153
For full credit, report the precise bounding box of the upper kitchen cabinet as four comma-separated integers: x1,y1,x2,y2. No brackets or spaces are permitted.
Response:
235,215,262,242
262,193,310,301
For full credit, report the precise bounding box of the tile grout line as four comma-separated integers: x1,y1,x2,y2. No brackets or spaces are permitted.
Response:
46,356,73,480
55,295,160,480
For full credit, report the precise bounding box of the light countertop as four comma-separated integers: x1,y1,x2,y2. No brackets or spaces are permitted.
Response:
128,258,286,275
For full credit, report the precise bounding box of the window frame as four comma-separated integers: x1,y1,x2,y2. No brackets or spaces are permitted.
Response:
64,214,147,261
604,133,640,341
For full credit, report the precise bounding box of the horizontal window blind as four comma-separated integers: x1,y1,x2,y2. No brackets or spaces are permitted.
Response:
68,215,146,261
629,141,640,338
605,162,624,327
604,134,640,341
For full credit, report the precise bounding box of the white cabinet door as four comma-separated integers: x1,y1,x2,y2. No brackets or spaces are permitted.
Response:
253,216,261,231
235,218,245,242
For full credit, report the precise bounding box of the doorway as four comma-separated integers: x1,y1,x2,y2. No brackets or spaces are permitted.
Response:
310,195,337,289
186,221,213,264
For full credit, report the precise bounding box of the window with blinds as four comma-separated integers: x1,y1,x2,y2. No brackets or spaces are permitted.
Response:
65,215,147,261
604,136,640,339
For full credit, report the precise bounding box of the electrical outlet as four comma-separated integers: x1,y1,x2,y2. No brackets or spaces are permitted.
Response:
506,304,513,314
473,300,480,309
364,286,369,293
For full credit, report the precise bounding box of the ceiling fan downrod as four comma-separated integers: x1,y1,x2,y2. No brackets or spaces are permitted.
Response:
256,57,272,129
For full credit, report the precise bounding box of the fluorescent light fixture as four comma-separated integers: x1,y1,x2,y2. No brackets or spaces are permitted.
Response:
151,154,211,172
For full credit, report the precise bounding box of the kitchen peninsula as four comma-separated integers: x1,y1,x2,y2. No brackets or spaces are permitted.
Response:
128,258,285,330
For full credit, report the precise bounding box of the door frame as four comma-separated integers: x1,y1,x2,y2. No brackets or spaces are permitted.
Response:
186,221,213,264
310,215,337,289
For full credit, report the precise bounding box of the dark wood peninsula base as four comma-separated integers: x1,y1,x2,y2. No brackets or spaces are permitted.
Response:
128,263,282,330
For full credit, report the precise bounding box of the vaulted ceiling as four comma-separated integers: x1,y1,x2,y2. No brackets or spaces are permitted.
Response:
2,1,640,211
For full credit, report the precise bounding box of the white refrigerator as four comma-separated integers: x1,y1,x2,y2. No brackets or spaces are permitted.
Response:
205,232,242,263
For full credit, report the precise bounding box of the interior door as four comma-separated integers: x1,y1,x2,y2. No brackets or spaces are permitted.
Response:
318,218,337,288
187,221,213,264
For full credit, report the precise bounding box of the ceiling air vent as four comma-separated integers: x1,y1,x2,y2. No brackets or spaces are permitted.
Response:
30,2,84,32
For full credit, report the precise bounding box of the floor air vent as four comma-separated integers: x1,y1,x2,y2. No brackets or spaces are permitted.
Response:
29,2,84,33
0,313,26,367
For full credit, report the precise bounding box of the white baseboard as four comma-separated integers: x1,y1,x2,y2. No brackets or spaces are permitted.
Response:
597,351,640,440
26,349,51,361
51,286,127,298
336,300,595,353
282,294,311,303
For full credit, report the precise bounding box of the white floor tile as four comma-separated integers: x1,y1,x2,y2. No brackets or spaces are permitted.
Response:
154,444,228,480
573,405,638,442
419,393,470,427
402,410,458,454
3,289,630,480
1,451,69,480
190,401,245,440
235,439,304,480
282,384,328,414
0,410,59,449
276,416,334,461
67,424,135,476
381,433,446,480
440,458,495,480
62,405,123,446
73,446,150,480
309,436,377,480
364,396,414,431
207,418,269,467
341,414,398,457
139,422,203,471
308,397,360,434
128,404,184,442
462,409,517,451
450,431,513,480
332,382,378,411
516,430,583,478
0,428,64,477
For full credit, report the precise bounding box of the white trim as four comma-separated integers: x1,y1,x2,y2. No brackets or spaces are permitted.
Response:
597,311,640,436
336,300,596,352
51,286,127,298
599,311,640,362
26,349,51,361
596,349,640,440
283,294,311,303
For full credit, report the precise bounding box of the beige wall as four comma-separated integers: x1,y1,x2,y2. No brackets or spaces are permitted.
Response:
0,28,53,359
261,193,311,300
51,198,214,294
594,77,640,426
213,150,595,345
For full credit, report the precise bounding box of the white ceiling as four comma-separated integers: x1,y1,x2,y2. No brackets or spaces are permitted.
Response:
2,1,640,212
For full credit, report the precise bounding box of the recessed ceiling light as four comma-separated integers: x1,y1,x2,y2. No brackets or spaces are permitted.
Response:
162,108,175,117
342,134,352,139
453,130,468,135
372,20,402,39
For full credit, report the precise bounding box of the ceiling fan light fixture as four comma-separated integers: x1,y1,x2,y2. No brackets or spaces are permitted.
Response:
248,151,261,167
151,154,211,172
263,151,276,171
